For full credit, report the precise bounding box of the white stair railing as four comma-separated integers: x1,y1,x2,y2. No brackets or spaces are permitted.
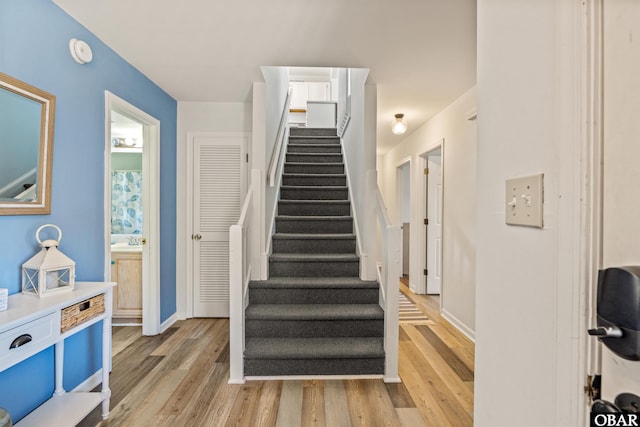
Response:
373,174,401,383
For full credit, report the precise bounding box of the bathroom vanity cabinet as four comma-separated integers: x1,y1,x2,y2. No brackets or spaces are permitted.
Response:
110,251,142,320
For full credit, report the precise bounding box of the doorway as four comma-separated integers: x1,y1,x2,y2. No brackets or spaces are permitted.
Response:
396,160,411,282
104,92,160,335
422,146,443,295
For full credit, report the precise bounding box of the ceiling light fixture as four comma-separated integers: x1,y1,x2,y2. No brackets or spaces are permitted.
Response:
392,113,407,135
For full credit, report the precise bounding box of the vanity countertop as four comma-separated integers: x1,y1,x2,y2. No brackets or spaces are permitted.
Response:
110,242,142,253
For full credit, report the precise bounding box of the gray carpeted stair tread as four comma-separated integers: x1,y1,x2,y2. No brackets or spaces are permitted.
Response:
288,143,341,150
278,200,350,206
283,173,346,178
244,337,384,359
289,128,338,137
246,304,383,320
288,135,339,139
270,253,359,262
272,233,355,240
284,163,345,174
249,277,378,288
288,142,341,146
280,185,348,190
276,215,351,220
285,162,344,166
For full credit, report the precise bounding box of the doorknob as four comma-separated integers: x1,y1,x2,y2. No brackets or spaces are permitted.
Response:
141,238,147,245
192,234,202,240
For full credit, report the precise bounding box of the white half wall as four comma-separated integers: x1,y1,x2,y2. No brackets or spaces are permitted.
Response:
260,67,290,244
379,87,477,336
340,68,377,280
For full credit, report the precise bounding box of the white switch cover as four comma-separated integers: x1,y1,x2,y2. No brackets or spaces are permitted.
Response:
505,173,544,228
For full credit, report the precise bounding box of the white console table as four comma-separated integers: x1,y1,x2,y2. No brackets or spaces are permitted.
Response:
0,282,115,426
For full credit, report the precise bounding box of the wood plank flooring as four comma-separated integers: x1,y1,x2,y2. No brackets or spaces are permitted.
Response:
78,282,474,426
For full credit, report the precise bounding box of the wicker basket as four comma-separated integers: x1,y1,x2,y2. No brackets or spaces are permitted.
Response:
60,294,105,333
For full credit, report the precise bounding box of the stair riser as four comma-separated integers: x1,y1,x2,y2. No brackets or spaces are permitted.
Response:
290,128,337,137
270,260,359,277
282,175,346,186
278,202,350,216
272,238,356,254
288,137,341,145
244,358,384,376
280,187,348,201
284,163,344,174
246,320,384,338
286,154,343,163
275,218,353,234
288,144,342,154
249,288,379,305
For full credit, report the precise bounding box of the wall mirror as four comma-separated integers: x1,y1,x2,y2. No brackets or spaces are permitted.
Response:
0,72,55,215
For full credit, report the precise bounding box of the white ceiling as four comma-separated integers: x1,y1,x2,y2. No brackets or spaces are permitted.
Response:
53,0,477,154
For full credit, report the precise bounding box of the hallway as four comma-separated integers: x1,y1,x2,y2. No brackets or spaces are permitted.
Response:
79,283,474,426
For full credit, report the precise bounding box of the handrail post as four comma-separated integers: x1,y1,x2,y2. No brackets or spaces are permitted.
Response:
229,223,244,383
384,223,402,382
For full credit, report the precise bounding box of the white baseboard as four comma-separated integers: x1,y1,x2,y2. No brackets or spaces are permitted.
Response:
441,308,475,342
160,313,179,333
73,370,103,392
176,312,189,321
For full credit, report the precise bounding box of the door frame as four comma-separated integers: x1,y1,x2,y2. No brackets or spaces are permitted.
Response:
395,157,411,282
104,91,161,336
180,132,249,318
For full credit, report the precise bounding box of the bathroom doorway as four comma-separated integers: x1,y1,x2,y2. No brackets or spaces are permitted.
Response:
104,92,160,335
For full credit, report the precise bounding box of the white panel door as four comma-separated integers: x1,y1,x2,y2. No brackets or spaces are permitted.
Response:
193,134,246,317
600,0,640,403
426,155,442,294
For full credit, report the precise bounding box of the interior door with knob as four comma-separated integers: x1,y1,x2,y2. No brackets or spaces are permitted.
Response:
599,0,640,405
426,152,442,294
192,134,247,317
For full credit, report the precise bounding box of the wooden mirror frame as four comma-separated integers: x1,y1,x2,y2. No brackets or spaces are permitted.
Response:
0,72,55,215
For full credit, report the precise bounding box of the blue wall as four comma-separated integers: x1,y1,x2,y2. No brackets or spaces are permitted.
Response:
0,0,177,421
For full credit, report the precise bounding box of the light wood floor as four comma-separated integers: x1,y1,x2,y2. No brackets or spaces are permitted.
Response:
78,282,474,427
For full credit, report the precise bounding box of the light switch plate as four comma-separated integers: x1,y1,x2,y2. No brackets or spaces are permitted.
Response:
505,173,544,228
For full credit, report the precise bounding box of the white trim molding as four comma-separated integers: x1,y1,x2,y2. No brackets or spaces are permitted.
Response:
105,91,161,336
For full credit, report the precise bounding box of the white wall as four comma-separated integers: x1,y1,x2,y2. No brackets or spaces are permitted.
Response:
475,1,586,425
340,68,378,280
175,101,252,318
379,87,477,337
260,66,290,251
601,0,640,403
401,164,411,223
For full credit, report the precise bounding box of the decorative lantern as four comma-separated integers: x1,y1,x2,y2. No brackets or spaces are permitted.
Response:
22,224,75,297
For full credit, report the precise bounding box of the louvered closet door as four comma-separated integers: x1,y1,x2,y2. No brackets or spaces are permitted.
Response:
193,134,246,317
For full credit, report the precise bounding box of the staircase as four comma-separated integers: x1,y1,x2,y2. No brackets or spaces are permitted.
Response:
244,127,385,376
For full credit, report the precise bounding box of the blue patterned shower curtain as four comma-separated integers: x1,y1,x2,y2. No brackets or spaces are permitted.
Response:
111,170,143,235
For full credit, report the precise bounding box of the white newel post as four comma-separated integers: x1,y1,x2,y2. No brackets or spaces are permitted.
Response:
229,224,244,384
384,223,402,383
